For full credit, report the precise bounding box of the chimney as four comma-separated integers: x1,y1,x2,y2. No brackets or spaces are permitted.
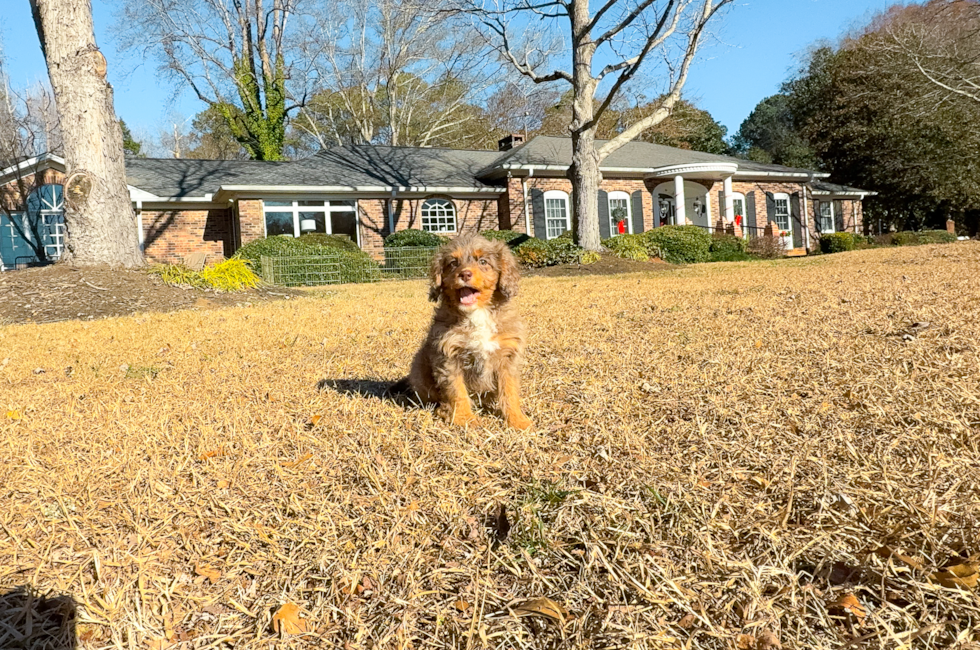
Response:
497,133,526,152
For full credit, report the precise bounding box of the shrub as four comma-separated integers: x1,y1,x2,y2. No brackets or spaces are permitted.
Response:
543,232,584,265
384,229,448,248
603,234,649,261
819,232,860,254
480,230,532,247
150,259,261,291
643,225,711,264
199,259,261,291
234,234,380,285
710,234,747,255
513,238,551,267
892,230,957,246
580,251,601,265
746,235,788,259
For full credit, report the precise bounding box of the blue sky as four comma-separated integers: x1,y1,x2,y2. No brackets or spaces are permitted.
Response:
1,0,901,146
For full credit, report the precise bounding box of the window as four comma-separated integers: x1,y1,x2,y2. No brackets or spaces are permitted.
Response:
818,201,835,233
543,190,570,239
607,191,632,235
420,199,457,233
773,193,791,232
730,192,746,220
262,199,359,243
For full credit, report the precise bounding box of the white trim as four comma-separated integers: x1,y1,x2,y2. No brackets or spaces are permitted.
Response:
420,198,458,234
607,190,633,235
648,162,739,179
261,198,359,240
817,199,836,234
542,189,571,240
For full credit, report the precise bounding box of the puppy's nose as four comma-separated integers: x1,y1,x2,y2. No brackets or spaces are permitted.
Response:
459,269,473,281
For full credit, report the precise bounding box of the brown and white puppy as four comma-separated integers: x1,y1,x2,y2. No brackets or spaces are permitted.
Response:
404,234,532,430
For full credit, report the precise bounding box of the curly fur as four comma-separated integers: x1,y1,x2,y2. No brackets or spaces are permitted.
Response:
403,234,532,430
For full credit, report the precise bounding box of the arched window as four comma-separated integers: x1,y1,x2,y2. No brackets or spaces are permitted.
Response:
607,191,632,235
543,190,570,239
420,199,457,233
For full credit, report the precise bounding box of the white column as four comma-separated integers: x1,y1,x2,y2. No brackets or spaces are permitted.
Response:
673,175,686,225
723,175,734,223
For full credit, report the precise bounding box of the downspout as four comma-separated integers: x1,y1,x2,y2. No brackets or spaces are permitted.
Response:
135,200,144,252
801,180,810,251
388,188,396,235
523,167,534,236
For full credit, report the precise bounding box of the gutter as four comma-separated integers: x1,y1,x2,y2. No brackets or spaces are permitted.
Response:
497,163,826,181
388,189,396,234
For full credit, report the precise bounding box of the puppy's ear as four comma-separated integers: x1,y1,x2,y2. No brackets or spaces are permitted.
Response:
428,249,446,302
494,240,521,300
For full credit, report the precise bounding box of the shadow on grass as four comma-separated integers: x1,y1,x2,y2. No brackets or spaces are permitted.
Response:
316,378,421,409
0,585,77,649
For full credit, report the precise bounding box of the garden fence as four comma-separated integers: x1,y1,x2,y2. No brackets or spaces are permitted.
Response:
260,246,438,287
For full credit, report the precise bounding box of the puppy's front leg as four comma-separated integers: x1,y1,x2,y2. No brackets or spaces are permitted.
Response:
496,356,533,431
438,370,479,427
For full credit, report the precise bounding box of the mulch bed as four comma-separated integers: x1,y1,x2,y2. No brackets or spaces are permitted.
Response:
0,264,299,326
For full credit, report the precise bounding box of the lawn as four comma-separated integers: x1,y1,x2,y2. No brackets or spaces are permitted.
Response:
2,243,979,649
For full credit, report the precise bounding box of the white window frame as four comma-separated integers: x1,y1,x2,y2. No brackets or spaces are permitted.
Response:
607,191,633,235
420,198,457,234
543,190,571,240
818,201,835,234
773,193,791,233
262,198,360,246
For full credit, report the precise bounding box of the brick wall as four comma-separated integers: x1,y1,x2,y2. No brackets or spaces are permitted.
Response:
358,196,501,259
508,176,656,237
1,169,66,211
142,209,233,264
807,195,865,246
703,180,813,245
237,199,264,246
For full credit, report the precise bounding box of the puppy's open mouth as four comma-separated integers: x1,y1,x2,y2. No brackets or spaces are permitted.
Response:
458,287,479,306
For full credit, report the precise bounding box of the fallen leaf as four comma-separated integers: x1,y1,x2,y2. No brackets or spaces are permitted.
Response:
405,500,420,512
5,410,21,420
829,593,867,625
492,503,510,542
271,602,308,635
513,597,568,623
216,479,230,488
873,546,925,570
756,629,781,649
930,563,978,589
754,340,762,348
198,446,224,460
194,563,220,584
145,639,167,650
311,415,323,426
677,613,696,628
454,598,470,612
737,634,756,650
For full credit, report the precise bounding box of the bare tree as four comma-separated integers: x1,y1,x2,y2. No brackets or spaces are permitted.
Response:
295,0,500,149
29,0,143,267
872,0,980,106
464,0,733,250
115,0,310,161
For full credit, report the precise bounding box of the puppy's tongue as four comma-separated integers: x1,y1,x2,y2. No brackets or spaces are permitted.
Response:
459,287,479,306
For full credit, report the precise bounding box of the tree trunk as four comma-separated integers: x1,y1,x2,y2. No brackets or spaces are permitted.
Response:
568,133,603,251
30,0,143,267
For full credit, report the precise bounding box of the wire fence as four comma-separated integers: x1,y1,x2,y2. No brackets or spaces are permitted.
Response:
690,223,768,240
260,246,438,287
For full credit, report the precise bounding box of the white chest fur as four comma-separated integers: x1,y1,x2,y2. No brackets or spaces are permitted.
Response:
463,307,500,357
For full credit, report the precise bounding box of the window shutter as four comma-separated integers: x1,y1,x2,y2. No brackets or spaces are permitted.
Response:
765,192,776,224
834,200,845,232
631,190,644,234
530,189,546,239
790,193,803,248
718,190,725,220
746,192,757,230
598,190,610,240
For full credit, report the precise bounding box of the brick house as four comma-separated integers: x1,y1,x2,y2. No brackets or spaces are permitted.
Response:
0,136,874,269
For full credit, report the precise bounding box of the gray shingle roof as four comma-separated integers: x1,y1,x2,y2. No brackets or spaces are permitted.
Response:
125,145,506,198
811,180,877,195
484,135,820,176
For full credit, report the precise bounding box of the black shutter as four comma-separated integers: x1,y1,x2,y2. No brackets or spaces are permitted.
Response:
790,193,803,248
530,189,546,239
598,190,610,240
746,192,757,231
765,192,776,225
631,190,644,234
834,200,845,232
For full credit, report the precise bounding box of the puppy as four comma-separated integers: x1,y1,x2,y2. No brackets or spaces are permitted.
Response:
403,234,532,430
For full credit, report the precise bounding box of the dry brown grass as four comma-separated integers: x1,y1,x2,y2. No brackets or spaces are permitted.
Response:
2,243,979,650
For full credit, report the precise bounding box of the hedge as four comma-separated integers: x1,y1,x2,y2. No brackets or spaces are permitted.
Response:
602,234,648,261
892,230,957,246
709,234,749,261
643,225,712,264
819,232,863,254
384,229,448,248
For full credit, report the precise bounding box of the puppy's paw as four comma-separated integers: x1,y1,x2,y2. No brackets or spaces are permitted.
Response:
438,404,480,428
506,413,534,431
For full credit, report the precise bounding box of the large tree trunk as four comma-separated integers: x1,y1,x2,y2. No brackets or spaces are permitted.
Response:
568,133,603,251
30,0,143,267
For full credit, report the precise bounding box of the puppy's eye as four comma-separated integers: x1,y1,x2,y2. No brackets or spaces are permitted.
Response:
478,258,489,266
446,259,458,269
